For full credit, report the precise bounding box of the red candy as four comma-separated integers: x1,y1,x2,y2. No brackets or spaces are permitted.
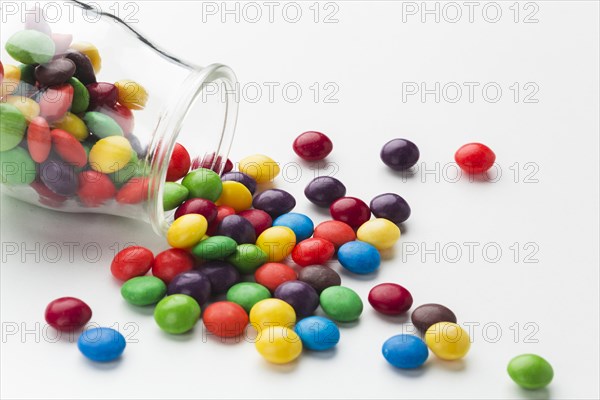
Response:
291,238,335,267
31,179,68,203
166,143,191,182
87,82,118,109
368,283,413,315
193,152,233,174
254,262,297,292
152,248,196,283
238,209,273,236
0,60,3,83
44,297,92,331
329,197,371,229
454,142,496,174
293,131,333,161
116,177,149,204
174,198,218,222
77,170,116,207
110,246,154,281
313,220,356,249
27,116,51,163
39,83,73,122
203,301,249,338
50,129,87,167
206,205,236,236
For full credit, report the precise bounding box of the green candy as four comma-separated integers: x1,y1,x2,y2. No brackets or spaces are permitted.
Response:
226,282,271,313
0,147,36,185
19,64,36,85
226,244,268,274
83,111,124,138
507,354,554,390
163,182,189,211
69,77,90,113
320,286,363,322
109,151,144,187
121,276,167,306
0,103,27,151
5,30,55,64
181,168,222,202
192,236,237,260
154,294,201,334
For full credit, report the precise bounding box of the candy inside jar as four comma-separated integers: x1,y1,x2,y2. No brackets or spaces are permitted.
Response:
0,2,238,235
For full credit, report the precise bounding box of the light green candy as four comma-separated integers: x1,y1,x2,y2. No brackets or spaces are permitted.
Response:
6,30,55,65
0,147,36,185
83,111,124,138
226,244,268,274
227,282,271,313
507,354,554,390
69,77,90,114
0,104,27,152
192,236,237,260
163,182,189,211
121,276,167,306
181,168,222,202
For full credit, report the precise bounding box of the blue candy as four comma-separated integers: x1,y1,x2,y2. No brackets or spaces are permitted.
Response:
77,327,126,362
295,316,340,351
337,241,380,274
382,334,428,369
273,212,314,242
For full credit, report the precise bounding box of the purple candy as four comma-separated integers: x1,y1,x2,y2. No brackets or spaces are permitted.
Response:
274,280,319,319
199,261,240,295
221,172,257,194
252,189,296,218
167,270,212,306
304,176,346,208
370,193,411,224
217,215,256,244
40,159,78,196
380,138,420,171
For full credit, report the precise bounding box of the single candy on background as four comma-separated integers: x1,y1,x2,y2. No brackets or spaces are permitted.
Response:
507,354,554,390
382,334,428,369
368,283,413,315
320,286,363,322
292,131,333,161
330,197,371,229
380,138,420,171
45,297,92,331
295,316,340,351
455,142,496,174
411,303,457,332
78,327,126,362
154,294,201,334
121,276,167,306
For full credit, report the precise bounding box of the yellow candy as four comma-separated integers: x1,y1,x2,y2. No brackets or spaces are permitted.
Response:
0,78,20,97
115,79,149,110
356,218,401,250
425,322,471,361
2,96,39,122
70,42,102,73
89,136,133,174
255,226,296,262
52,112,88,141
215,181,252,212
239,154,280,183
167,214,208,249
3,64,21,81
255,326,302,364
249,299,296,331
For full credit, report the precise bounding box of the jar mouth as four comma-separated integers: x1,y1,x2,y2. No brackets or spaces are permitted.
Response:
148,64,238,236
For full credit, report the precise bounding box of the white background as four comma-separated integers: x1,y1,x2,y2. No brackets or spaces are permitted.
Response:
1,1,599,399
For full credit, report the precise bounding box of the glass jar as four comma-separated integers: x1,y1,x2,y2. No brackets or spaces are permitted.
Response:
0,1,238,235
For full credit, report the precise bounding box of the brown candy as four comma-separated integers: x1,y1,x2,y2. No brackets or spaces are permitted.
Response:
411,303,457,332
64,50,96,85
34,58,76,87
297,265,341,294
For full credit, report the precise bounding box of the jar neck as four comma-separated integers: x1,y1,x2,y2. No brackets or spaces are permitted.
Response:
147,64,239,236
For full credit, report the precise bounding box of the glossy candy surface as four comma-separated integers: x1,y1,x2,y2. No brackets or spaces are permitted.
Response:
382,335,429,369
114,79,148,110
293,131,333,161
337,241,381,274
39,84,73,122
239,154,280,183
295,316,340,351
181,168,222,202
252,189,296,218
110,246,154,281
199,261,241,294
78,327,125,362
203,301,248,338
154,294,201,334
121,276,166,306
411,303,457,332
86,82,118,109
206,205,236,236
152,248,195,283
89,136,132,174
162,182,189,211
274,280,319,319
175,198,217,222
254,262,297,292
5,30,55,64
83,111,123,138
313,220,356,249
380,138,420,171
217,215,256,244
507,354,554,390
26,116,51,162
455,142,496,174
45,297,92,331
291,238,335,267
167,214,208,249
368,283,413,315
167,270,212,306
330,197,371,229
425,322,470,360
370,193,411,224
356,218,401,250
255,326,302,364
273,212,314,242
249,298,296,331
297,265,341,293
221,171,257,194
35,58,76,87
215,181,253,212
227,282,272,313
192,236,237,260
320,286,363,322
166,143,191,182
77,170,116,207
304,177,346,207
51,129,87,167
226,244,268,274
238,209,273,236
255,226,296,262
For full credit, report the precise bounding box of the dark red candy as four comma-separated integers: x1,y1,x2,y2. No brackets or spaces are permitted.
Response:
39,84,73,122
86,82,118,109
411,303,457,332
237,209,272,236
291,238,335,267
293,131,333,161
64,50,96,85
193,152,233,174
115,177,149,204
77,170,116,207
304,176,346,207
206,205,236,236
329,197,371,229
368,283,413,316
27,116,51,163
45,297,92,331
152,248,196,283
297,265,341,293
51,129,87,167
175,198,217,222
380,138,420,171
166,143,191,181
110,246,154,281
34,58,76,87
454,142,496,174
